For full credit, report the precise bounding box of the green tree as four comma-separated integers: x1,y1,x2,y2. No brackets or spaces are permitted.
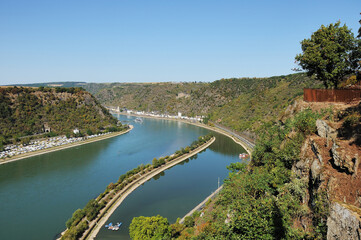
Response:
65,209,85,229
129,215,171,240
183,216,194,227
295,22,360,88
152,158,159,168
358,13,361,38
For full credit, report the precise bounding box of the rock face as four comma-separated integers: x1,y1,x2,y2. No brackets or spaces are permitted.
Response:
310,138,324,184
331,141,359,175
316,119,337,140
327,202,361,240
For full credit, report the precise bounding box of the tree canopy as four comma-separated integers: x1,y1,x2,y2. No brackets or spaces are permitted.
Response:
358,13,361,38
129,215,171,240
295,21,360,88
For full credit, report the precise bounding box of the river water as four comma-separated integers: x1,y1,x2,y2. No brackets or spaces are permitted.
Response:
0,115,246,240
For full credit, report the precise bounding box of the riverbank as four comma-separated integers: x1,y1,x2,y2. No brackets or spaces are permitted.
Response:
114,111,254,156
0,126,133,165
76,137,216,240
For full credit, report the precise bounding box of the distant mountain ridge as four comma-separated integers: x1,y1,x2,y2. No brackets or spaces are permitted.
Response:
87,73,323,136
9,73,323,137
8,81,87,88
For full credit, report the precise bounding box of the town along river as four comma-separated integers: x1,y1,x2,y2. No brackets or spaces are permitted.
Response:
0,115,247,240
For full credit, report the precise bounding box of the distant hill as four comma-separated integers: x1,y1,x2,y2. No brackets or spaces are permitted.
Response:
8,73,323,137
89,73,322,136
0,86,121,144
9,81,87,88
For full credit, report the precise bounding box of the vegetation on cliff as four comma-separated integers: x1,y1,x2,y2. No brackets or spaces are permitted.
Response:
0,86,122,148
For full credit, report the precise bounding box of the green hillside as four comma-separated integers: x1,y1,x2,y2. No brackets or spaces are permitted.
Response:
0,86,122,145
90,73,322,136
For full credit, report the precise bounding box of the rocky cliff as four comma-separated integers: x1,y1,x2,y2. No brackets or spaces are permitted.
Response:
293,101,361,239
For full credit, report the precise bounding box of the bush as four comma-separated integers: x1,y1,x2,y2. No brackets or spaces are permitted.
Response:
129,215,171,240
65,209,85,229
84,199,102,221
184,216,195,227
293,109,320,135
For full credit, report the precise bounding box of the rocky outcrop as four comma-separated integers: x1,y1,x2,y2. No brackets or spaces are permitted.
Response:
331,141,359,175
309,138,325,184
310,138,323,164
316,119,337,140
327,202,361,240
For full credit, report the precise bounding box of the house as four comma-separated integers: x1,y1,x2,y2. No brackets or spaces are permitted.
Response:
73,128,80,134
43,123,51,133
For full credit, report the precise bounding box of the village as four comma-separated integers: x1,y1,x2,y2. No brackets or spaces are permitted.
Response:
0,131,113,159
107,106,205,123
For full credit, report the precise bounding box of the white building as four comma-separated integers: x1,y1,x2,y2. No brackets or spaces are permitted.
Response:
178,112,182,118
73,128,80,134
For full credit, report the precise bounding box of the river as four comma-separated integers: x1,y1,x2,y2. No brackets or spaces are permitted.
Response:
0,114,247,240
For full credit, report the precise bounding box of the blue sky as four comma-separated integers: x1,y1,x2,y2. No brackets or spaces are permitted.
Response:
0,0,360,85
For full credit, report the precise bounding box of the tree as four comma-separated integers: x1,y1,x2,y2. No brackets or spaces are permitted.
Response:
183,216,195,227
152,158,159,168
295,22,360,88
129,215,171,240
358,13,361,38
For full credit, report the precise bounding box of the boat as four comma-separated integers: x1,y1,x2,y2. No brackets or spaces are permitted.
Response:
135,117,143,123
105,222,122,231
239,153,249,159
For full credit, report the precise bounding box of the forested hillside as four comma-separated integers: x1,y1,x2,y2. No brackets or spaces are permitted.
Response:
89,73,322,135
14,73,322,136
0,86,121,145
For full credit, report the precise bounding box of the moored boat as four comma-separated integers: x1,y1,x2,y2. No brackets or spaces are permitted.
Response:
239,153,249,158
105,222,122,231
135,117,143,123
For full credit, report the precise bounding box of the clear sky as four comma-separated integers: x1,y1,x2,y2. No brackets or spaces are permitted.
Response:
0,0,360,85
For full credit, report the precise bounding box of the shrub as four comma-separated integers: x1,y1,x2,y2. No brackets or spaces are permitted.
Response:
184,216,195,227
65,209,85,229
293,109,320,135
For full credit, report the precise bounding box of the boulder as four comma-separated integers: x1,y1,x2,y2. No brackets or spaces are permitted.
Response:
316,119,337,140
327,202,361,240
310,158,322,183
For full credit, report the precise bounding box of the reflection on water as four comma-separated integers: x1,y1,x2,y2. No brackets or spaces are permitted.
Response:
209,132,244,156
152,171,165,181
